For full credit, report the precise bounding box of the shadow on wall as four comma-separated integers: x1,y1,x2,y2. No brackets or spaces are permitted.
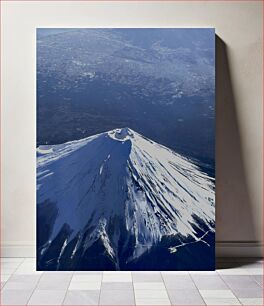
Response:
215,36,259,263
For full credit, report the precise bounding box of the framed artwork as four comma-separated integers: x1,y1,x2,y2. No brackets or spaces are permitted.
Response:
37,28,215,271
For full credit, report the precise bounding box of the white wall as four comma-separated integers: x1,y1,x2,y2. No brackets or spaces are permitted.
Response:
1,1,263,257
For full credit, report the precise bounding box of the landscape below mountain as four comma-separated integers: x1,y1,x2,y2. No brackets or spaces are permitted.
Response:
37,28,215,168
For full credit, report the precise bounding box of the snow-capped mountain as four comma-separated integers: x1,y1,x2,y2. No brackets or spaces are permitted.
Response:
37,128,215,271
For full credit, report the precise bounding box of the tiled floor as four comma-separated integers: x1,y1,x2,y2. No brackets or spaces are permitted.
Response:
0,258,263,305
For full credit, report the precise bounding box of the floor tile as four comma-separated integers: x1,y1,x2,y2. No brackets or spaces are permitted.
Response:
44,271,73,274
0,257,263,306
63,290,100,305
199,289,237,298
134,289,169,299
103,271,131,274
1,275,11,282
2,267,18,274
99,289,135,305
221,275,261,290
28,289,66,305
71,274,101,282
3,280,37,291
101,281,133,290
69,281,101,290
135,298,171,305
167,289,205,305
189,271,218,275
37,278,71,290
134,282,166,290
132,272,162,282
37,273,72,290
163,274,196,289
14,263,42,275
231,287,263,298
252,275,263,287
74,271,103,275
102,272,132,282
2,262,21,269
7,274,41,286
239,298,264,305
162,271,189,275
40,271,73,282
245,268,263,275
191,275,228,290
1,288,33,305
203,298,241,305
217,268,249,275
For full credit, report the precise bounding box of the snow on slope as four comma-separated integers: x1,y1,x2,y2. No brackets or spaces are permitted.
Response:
37,127,215,267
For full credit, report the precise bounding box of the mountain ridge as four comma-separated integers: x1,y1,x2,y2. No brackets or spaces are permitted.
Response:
37,128,215,270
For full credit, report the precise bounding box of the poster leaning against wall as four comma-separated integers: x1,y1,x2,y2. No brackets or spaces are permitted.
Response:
36,28,215,271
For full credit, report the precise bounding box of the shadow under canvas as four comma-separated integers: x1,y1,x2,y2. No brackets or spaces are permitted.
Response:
215,36,260,267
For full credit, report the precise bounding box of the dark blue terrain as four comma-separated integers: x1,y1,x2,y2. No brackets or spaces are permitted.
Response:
37,28,215,171
37,28,215,271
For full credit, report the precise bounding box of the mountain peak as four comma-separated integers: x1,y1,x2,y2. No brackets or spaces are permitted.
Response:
108,127,135,141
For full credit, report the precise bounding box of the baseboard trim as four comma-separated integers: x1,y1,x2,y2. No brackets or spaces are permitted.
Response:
216,242,263,258
1,241,263,258
1,242,36,258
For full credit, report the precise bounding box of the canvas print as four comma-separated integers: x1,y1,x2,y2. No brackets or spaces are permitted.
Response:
37,28,215,271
